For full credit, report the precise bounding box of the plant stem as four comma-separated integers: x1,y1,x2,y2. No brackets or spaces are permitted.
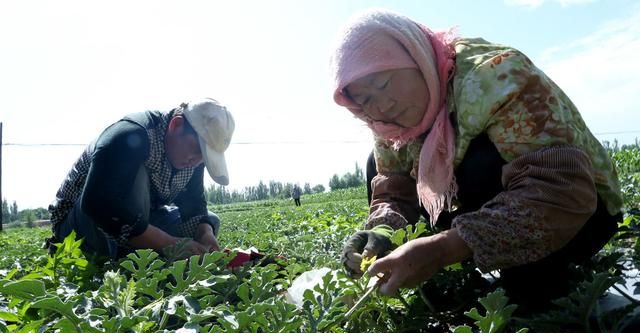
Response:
418,287,436,313
158,311,169,330
397,294,411,310
612,284,640,305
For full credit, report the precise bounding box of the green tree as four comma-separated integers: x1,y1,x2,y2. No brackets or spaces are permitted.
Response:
243,185,257,201
256,181,269,200
2,198,10,224
207,184,237,204
329,163,365,190
25,210,36,228
354,162,364,180
303,183,312,195
345,162,365,187
269,181,283,198
312,184,325,193
329,174,344,190
32,207,50,220
10,201,18,222
282,183,294,199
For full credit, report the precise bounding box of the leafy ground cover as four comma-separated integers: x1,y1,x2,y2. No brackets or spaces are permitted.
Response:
1,145,640,332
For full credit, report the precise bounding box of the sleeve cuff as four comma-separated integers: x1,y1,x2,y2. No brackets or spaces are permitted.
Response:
108,216,148,246
452,193,552,272
176,215,209,238
366,207,409,230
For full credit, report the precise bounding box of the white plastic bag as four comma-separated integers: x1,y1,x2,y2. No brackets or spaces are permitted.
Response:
284,267,337,307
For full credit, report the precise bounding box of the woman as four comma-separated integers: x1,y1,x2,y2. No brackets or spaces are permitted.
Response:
332,9,622,309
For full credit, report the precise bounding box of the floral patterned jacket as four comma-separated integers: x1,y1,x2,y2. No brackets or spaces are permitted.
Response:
368,38,623,271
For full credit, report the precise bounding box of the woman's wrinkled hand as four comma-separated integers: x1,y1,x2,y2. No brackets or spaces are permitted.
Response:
367,229,472,296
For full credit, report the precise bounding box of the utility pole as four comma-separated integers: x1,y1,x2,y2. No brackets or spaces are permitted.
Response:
0,122,3,231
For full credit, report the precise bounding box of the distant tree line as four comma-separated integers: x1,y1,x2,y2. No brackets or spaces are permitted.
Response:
205,163,366,204
2,199,50,226
329,162,365,190
206,181,326,204
1,165,367,215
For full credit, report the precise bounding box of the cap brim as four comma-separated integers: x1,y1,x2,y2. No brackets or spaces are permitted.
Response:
198,136,229,186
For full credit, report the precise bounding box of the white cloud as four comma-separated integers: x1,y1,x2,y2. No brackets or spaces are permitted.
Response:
504,0,545,8
557,0,596,7
504,0,595,8
537,9,640,142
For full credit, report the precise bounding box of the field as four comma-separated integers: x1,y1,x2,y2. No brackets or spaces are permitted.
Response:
1,156,640,332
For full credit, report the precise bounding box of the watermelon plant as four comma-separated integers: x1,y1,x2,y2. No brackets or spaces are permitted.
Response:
0,145,638,332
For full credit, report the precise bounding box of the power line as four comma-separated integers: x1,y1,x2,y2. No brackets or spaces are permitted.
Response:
592,130,640,135
2,140,372,146
3,130,640,147
232,140,370,145
3,143,86,146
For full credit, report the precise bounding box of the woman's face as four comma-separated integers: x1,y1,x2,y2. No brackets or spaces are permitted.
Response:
344,68,429,128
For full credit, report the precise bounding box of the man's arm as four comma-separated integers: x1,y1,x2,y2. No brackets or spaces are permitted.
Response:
173,166,220,251
128,224,179,249
81,121,153,241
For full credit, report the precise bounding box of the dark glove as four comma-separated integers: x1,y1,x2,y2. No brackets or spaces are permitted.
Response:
341,224,395,278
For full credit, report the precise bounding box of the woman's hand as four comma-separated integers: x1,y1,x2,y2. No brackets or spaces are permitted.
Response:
367,229,472,296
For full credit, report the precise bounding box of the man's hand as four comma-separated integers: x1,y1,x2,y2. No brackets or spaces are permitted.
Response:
128,225,210,260
129,224,179,250
195,223,220,252
367,229,472,296
160,238,209,260
341,224,395,278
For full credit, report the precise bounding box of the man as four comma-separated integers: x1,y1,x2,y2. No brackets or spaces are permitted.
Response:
292,184,302,206
48,98,235,259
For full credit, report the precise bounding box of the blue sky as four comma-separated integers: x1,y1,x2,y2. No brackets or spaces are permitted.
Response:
1,0,639,209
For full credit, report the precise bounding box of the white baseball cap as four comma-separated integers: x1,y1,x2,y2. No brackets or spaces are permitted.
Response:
182,98,235,185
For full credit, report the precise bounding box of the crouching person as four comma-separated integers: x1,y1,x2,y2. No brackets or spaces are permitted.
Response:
332,10,623,312
47,98,235,260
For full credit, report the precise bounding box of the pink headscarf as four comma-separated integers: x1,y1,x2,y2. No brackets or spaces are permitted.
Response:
332,9,457,225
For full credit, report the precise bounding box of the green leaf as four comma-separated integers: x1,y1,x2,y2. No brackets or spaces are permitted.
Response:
166,294,201,320
53,318,79,332
406,222,428,241
236,283,250,305
213,307,240,330
164,259,189,292
189,307,217,323
236,310,253,328
389,229,406,247
0,311,20,323
452,325,474,333
136,276,164,299
0,279,46,301
30,296,80,324
96,271,137,318
464,289,519,333
121,249,165,280
533,272,620,331
14,319,44,333
176,322,202,332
